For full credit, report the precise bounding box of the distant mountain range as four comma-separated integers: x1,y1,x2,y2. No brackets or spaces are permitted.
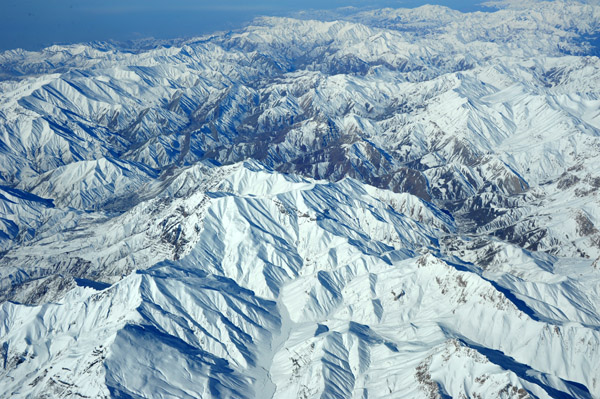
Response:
1,1,600,398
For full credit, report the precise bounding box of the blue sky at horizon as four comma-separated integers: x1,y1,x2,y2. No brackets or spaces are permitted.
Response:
1,0,490,51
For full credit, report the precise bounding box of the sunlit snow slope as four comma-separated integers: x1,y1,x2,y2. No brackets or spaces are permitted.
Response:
1,1,600,398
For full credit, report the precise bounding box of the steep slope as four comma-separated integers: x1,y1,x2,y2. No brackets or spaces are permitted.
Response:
0,3,599,259
1,1,600,398
2,163,599,398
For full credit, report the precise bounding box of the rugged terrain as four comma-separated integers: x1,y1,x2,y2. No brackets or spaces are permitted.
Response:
1,1,600,398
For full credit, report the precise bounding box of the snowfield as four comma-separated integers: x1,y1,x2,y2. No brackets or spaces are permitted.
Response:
1,1,600,398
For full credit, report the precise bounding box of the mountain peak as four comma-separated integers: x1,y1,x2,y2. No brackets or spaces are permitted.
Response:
1,2,600,398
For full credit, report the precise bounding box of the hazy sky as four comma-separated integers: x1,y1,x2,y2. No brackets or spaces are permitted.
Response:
0,0,488,51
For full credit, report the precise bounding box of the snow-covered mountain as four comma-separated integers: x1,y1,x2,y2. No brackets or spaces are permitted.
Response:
1,1,600,398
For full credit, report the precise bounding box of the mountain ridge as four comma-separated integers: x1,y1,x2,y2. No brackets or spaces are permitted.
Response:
1,2,600,398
